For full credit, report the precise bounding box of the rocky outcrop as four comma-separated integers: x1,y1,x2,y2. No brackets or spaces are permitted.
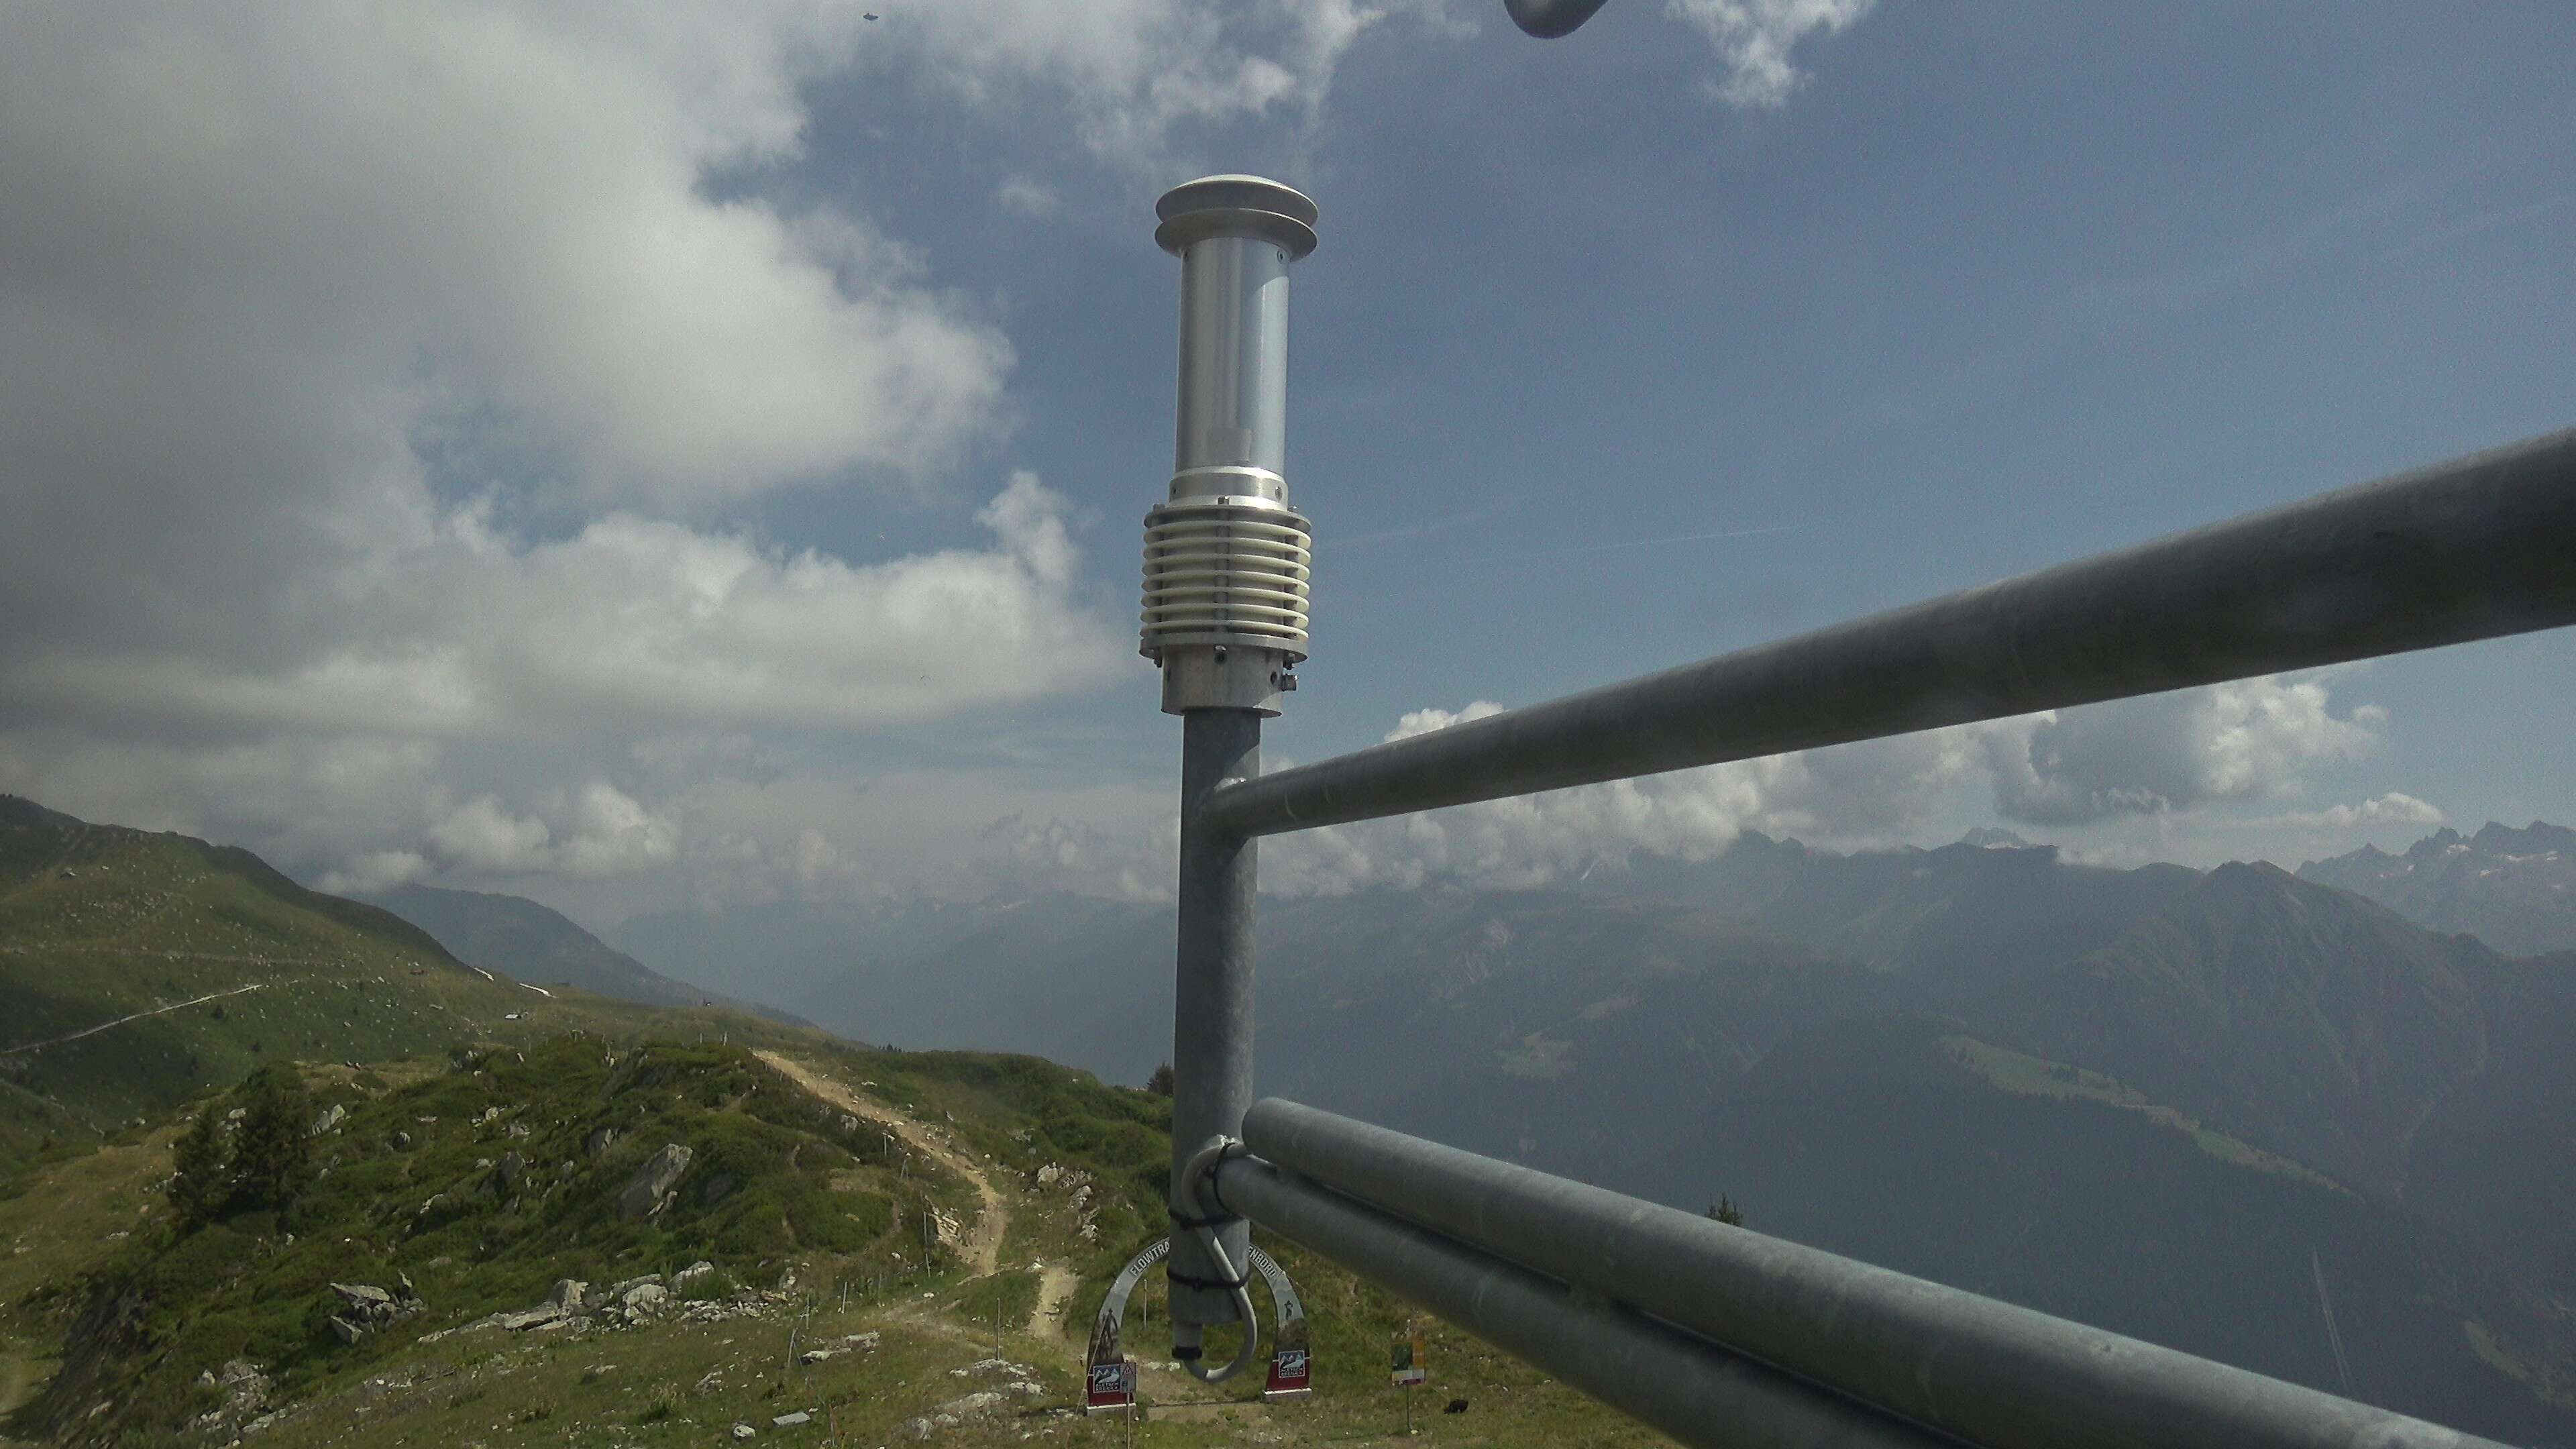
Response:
616,1143,692,1220
323,1280,425,1344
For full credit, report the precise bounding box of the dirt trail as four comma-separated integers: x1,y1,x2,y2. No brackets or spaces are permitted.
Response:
1028,1262,1080,1340
755,1051,1006,1276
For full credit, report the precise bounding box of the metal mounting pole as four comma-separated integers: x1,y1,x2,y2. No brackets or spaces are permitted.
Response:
1143,175,1320,1364
1168,710,1259,1341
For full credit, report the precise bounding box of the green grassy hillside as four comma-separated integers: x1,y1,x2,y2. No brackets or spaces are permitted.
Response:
0,1029,1674,1449
0,796,756,1170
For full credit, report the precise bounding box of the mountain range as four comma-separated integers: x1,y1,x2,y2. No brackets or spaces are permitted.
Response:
2302,820,2576,957
355,883,810,1027
609,826,2576,1440
4,791,2572,1441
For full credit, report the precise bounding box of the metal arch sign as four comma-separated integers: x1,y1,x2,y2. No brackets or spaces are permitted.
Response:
1084,1237,1167,1411
1084,1237,1312,1410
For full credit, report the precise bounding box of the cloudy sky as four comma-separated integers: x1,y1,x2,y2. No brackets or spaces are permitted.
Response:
3,1,2569,926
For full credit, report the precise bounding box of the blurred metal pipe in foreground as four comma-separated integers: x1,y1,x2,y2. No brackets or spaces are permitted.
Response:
1206,427,2576,839
1506,0,1615,38
1224,1099,2514,1449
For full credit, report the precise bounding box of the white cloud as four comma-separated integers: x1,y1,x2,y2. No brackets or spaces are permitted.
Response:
1265,700,1976,894
869,0,1462,166
996,176,1063,217
1665,0,1874,109
2238,792,2445,833
0,3,1154,909
429,796,555,873
1980,678,2387,826
318,851,430,896
1258,675,2401,895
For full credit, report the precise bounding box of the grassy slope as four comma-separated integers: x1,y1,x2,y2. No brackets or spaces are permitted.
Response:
0,1032,1672,1448
0,797,841,1171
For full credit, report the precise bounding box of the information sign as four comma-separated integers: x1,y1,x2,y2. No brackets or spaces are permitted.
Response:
1086,1359,1138,1411
1391,1327,1428,1386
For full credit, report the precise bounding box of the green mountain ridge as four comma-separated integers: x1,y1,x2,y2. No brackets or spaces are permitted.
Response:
5,796,2572,1445
356,883,812,1028
613,830,2576,1442
0,798,1680,1448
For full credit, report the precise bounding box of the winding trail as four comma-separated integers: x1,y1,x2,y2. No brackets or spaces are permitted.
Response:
1028,1262,1080,1340
755,1051,1007,1276
0,981,268,1057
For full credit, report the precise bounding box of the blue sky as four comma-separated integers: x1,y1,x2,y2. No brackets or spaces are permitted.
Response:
3,2,2568,925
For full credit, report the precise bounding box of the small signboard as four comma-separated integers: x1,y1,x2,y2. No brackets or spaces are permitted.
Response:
1390,1327,1427,1386
1267,1344,1311,1399
1086,1359,1138,1411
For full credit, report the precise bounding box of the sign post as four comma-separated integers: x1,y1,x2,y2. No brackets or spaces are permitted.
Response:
1085,1358,1139,1415
1391,1322,1428,1436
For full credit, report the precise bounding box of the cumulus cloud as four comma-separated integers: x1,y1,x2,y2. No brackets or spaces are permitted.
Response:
0,3,1159,906
1666,0,1874,108
2237,793,2445,833
1254,675,2400,896
975,814,1178,903
1980,678,2387,826
869,0,1460,165
1265,699,1978,895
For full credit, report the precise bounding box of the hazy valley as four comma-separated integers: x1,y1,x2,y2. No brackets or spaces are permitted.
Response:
3,795,2573,1445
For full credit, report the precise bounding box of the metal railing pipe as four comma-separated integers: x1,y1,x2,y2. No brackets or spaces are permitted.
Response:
1235,1098,2509,1449
1214,1155,1957,1449
1506,0,1616,38
1203,427,2576,839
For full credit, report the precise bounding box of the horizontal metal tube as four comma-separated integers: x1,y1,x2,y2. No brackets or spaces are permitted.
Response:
1240,1099,2506,1449
1213,1155,1955,1449
1205,428,2576,838
1505,0,1616,38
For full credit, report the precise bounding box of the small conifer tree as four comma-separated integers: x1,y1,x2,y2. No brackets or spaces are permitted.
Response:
1145,1063,1175,1097
229,1063,315,1217
168,1103,229,1228
1706,1195,1744,1227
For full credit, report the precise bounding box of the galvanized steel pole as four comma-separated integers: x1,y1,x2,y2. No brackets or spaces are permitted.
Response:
1144,176,1318,1364
1228,1098,2512,1449
1204,427,2576,839
1214,1155,1956,1449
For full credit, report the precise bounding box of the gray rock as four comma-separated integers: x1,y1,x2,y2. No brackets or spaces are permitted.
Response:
584,1125,617,1159
327,1316,365,1345
622,1281,669,1311
391,1130,411,1149
673,1260,716,1287
493,1151,526,1191
331,1283,393,1311
309,1103,347,1136
898,1417,933,1441
549,1279,588,1312
937,1391,1005,1415
772,1410,811,1427
731,1424,757,1440
494,1305,565,1332
616,1143,692,1220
